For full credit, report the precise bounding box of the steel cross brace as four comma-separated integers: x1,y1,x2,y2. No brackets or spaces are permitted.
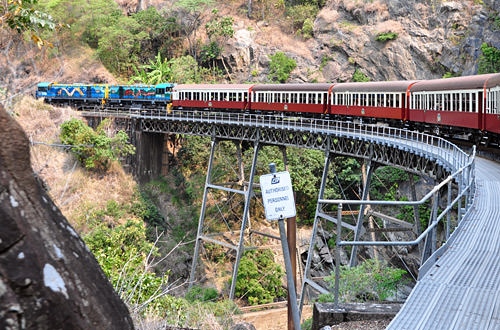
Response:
349,145,375,267
299,137,331,315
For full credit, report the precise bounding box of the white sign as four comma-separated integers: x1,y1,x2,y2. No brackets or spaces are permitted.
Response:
259,171,296,221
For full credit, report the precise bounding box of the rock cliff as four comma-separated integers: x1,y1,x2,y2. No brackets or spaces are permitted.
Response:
221,0,500,83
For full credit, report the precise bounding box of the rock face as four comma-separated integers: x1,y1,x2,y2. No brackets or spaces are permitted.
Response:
221,0,500,83
0,106,134,329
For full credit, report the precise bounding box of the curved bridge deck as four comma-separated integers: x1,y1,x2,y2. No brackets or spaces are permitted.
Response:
389,157,500,329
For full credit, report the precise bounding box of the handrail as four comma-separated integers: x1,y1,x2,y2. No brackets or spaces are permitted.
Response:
323,145,476,307
82,108,468,174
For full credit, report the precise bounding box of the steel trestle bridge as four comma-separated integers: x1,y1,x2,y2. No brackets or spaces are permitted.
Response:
82,108,500,328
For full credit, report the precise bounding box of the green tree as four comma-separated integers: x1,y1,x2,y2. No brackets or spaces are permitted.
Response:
268,51,297,82
60,118,135,172
478,42,500,74
169,55,204,83
1,0,58,47
96,15,148,75
132,7,182,60
176,0,214,60
205,9,234,41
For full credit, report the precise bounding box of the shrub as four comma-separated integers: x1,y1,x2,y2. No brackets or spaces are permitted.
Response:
186,286,219,302
299,18,314,39
375,32,398,42
268,51,297,83
287,4,319,31
83,220,184,317
443,71,459,78
478,42,500,74
352,69,370,82
319,259,407,303
234,249,287,305
60,118,135,172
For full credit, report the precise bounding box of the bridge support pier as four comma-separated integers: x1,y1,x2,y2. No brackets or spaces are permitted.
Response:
133,130,164,184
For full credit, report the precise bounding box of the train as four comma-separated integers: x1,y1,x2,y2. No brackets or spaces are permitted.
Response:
37,73,500,144
35,82,175,109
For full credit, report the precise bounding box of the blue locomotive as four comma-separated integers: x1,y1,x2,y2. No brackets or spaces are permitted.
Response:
36,82,175,110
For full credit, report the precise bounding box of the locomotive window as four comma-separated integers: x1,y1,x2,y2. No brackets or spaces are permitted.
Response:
38,86,48,92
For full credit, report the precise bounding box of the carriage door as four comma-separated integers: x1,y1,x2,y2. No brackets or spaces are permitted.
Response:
87,86,92,98
478,91,484,130
322,93,327,114
402,92,407,121
119,86,124,99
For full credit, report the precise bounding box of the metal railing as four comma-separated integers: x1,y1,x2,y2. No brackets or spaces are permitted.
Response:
322,145,476,307
83,108,469,173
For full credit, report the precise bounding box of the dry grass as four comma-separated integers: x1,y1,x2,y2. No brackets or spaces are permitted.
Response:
317,6,340,23
373,20,404,35
13,97,137,233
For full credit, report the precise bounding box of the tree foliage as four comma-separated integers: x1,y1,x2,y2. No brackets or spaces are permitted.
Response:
176,0,214,60
41,0,181,75
60,118,135,172
478,42,500,74
352,69,370,82
130,53,214,84
234,249,286,305
268,51,297,82
1,0,58,47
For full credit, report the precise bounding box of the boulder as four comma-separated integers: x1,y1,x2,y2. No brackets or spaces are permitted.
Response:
0,106,134,329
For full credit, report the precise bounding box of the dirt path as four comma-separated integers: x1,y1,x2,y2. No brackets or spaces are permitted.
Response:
236,305,312,330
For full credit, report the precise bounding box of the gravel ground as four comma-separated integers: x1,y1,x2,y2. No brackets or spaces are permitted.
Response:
327,319,392,329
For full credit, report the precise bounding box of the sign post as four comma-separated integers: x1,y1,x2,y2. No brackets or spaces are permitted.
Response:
260,163,300,330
